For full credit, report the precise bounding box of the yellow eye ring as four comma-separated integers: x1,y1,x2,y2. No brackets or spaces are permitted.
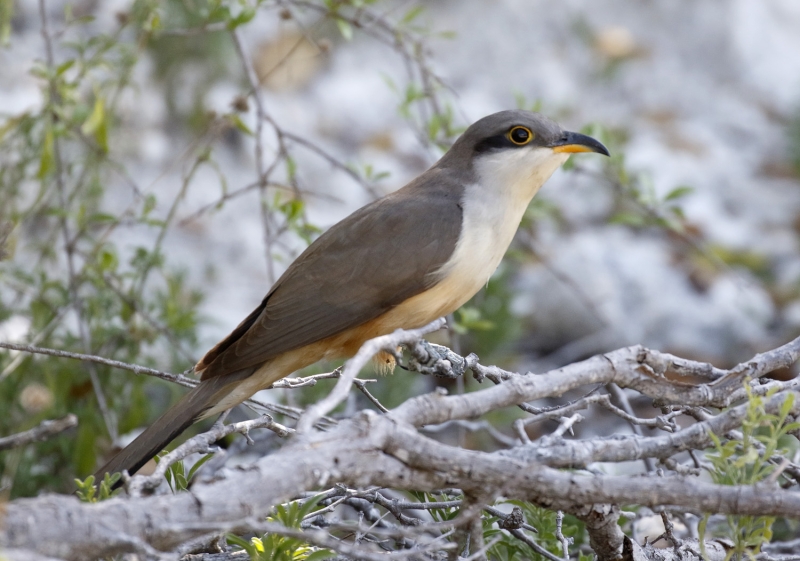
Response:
508,126,534,145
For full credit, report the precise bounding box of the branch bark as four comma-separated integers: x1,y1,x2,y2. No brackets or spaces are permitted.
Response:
0,415,78,451
3,409,800,559
3,335,800,559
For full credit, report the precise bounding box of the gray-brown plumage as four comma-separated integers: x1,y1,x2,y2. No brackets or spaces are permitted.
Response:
94,110,608,484
196,168,465,379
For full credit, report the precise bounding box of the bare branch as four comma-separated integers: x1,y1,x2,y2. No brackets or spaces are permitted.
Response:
394,336,800,427
6,395,800,559
5,330,800,558
127,415,292,496
0,415,78,451
507,529,562,561
0,341,196,387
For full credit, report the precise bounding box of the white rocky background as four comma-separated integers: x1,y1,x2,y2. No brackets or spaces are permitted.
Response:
2,0,800,373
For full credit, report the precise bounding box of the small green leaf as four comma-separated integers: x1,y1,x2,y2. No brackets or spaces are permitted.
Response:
75,475,97,503
779,392,794,418
90,212,118,224
305,550,336,561
609,212,645,226
664,185,693,202
427,115,441,141
227,7,256,30
226,533,257,556
81,95,108,152
37,128,55,179
401,5,424,24
99,248,118,272
0,0,12,45
186,453,214,481
296,493,327,522
55,59,75,77
227,113,253,136
281,198,304,222
336,18,353,41
143,194,157,216
286,156,297,181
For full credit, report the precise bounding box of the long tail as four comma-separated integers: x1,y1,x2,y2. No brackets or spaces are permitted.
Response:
94,375,241,486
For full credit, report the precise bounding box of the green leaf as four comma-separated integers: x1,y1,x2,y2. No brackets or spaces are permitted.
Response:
295,493,326,522
73,421,98,476
37,128,55,179
336,18,353,41
401,5,424,24
305,550,336,561
286,156,297,181
698,514,710,559
427,115,441,141
779,392,794,418
227,8,256,29
81,95,108,152
156,453,188,492
228,113,253,136
55,59,75,77
782,421,800,433
99,248,118,272
0,0,12,45
455,306,494,332
90,212,118,224
664,185,693,202
75,475,97,502
226,533,257,557
609,212,645,227
186,453,214,481
143,194,157,216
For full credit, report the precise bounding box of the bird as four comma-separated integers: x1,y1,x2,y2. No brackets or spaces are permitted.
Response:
94,109,609,483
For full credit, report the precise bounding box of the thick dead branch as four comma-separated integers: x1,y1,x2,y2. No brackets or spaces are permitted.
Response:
393,336,800,426
4,409,800,558
575,503,624,561
3,334,800,559
508,390,799,468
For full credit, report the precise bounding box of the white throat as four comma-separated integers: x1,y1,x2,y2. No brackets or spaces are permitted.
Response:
454,147,568,275
429,147,569,312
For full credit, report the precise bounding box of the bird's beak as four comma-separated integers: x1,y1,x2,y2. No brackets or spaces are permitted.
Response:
549,131,610,156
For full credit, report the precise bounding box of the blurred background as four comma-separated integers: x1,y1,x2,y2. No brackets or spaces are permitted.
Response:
2,0,800,497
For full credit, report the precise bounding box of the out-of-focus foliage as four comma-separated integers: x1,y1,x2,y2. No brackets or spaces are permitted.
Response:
74,472,120,502
227,494,334,561
0,2,206,497
701,387,800,559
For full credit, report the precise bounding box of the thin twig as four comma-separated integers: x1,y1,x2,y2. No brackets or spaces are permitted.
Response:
507,528,563,561
0,341,195,386
38,0,117,441
296,317,446,433
230,27,277,283
128,415,292,495
555,511,571,560
0,415,78,451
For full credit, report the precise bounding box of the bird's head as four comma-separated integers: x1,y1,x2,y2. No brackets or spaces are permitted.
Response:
440,110,609,196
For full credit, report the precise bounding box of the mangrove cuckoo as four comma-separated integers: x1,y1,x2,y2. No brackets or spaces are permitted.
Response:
95,110,609,482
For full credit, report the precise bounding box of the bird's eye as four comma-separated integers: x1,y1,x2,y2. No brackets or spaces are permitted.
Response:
508,126,534,145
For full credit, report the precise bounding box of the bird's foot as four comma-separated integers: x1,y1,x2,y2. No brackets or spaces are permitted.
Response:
405,340,467,379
